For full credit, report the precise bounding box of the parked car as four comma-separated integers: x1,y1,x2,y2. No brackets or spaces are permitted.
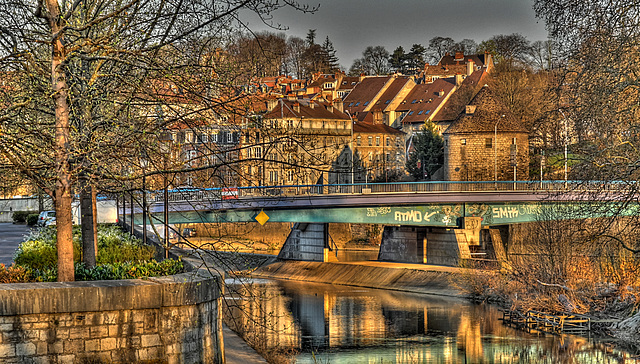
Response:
37,210,56,227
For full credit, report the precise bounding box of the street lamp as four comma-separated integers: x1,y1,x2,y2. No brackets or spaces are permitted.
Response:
159,132,173,258
345,110,355,187
140,154,149,245
559,109,569,188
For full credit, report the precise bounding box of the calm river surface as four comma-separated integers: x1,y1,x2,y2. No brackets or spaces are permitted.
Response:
225,278,638,363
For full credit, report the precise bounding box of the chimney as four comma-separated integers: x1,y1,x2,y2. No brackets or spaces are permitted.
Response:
266,99,278,111
455,74,464,87
333,98,344,113
438,89,445,97
466,59,475,76
293,102,300,113
359,73,366,82
373,109,383,125
465,105,477,115
309,102,315,109
287,94,296,101
455,51,464,61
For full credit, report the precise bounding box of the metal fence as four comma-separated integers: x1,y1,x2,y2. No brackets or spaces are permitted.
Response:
148,180,621,203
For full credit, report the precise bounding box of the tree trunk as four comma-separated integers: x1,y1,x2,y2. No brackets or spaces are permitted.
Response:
46,0,74,282
80,176,97,267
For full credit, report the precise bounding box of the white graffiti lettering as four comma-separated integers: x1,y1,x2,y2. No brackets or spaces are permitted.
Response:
493,207,519,219
395,210,422,222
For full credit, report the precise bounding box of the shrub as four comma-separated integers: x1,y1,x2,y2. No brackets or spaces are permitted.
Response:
14,228,81,270
0,264,33,283
12,211,31,223
13,224,182,282
74,259,183,281
26,214,39,226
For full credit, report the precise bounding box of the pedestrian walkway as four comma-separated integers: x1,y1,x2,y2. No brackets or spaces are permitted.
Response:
223,325,267,364
0,223,30,266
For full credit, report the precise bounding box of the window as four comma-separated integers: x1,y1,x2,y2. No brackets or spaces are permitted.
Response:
287,120,294,129
461,139,466,145
411,99,417,104
288,170,294,182
355,102,360,106
385,99,390,104
376,137,380,146
364,101,369,106
386,137,390,146
269,170,279,183
357,136,362,146
368,136,373,146
386,153,390,162
418,110,423,115
349,102,354,107
185,131,194,143
409,111,414,115
512,137,517,144
396,137,400,147
485,138,493,148
368,153,373,162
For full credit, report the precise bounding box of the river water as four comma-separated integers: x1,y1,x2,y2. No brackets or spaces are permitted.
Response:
224,278,638,363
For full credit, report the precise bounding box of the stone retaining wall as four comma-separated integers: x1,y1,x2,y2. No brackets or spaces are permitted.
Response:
0,271,223,363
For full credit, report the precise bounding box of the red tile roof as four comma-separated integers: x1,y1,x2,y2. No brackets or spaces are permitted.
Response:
396,78,456,124
439,53,490,68
444,85,528,134
375,77,413,111
343,76,392,115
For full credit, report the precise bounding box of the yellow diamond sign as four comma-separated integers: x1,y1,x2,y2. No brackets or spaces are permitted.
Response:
255,210,269,225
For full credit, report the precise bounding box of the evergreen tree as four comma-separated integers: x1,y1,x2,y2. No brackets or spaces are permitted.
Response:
322,36,340,72
407,44,426,72
389,46,408,73
406,122,444,180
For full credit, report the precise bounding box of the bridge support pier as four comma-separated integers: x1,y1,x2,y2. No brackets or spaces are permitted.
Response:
378,217,484,265
278,223,338,262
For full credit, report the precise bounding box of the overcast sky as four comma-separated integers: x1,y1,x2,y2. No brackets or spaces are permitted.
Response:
241,0,548,70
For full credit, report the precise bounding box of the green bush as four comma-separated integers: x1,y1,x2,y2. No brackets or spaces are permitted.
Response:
12,211,32,223
13,228,81,270
13,224,181,282
26,214,39,226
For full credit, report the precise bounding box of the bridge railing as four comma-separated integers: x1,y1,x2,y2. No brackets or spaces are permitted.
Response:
149,180,615,203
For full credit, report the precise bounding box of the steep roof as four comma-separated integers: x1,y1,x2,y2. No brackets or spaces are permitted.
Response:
443,85,528,135
396,78,456,124
343,76,391,115
439,52,491,68
353,121,405,135
374,77,413,111
432,69,488,122
337,76,360,91
263,99,350,120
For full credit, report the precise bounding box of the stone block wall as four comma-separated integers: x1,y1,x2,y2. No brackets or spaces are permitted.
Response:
0,272,222,363
444,132,529,181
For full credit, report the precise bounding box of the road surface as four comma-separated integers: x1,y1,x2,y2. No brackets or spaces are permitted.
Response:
0,223,31,266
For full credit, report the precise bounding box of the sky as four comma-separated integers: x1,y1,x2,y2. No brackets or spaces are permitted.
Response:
241,0,549,70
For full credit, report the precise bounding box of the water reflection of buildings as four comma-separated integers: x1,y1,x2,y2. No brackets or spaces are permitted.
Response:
226,280,640,364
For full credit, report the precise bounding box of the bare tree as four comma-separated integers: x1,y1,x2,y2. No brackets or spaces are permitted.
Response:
0,0,313,281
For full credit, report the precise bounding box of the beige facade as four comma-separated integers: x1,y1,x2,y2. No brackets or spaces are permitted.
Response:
243,99,352,186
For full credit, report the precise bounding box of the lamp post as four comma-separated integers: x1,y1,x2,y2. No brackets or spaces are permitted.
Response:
140,155,149,245
559,109,569,188
345,110,355,189
159,132,173,258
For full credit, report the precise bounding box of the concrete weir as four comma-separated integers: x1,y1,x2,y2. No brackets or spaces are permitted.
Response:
253,260,465,296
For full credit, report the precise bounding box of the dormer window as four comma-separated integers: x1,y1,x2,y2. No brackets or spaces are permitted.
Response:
324,82,335,89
